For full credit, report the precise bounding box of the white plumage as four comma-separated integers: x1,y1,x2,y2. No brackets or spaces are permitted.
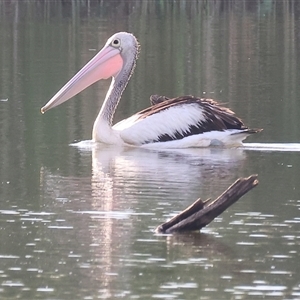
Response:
114,103,205,145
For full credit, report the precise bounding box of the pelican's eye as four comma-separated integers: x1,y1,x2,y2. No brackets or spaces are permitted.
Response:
111,38,121,48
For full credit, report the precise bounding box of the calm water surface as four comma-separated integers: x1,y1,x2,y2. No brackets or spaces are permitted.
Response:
1,1,300,299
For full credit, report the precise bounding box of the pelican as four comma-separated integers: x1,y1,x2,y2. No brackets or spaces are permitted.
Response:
41,32,261,149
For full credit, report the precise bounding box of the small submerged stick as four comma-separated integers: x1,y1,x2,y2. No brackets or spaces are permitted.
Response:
155,174,259,234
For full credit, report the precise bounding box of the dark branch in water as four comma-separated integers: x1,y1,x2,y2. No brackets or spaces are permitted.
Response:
155,174,259,234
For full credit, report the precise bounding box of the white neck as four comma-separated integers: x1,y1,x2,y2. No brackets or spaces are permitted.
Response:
92,78,122,144
92,50,137,144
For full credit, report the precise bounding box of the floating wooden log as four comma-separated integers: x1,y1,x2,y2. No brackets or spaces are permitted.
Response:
155,174,258,234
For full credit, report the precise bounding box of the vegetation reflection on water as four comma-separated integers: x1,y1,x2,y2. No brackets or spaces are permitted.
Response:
1,0,300,299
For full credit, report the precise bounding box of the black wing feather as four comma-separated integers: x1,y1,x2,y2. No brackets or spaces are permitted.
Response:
142,95,261,143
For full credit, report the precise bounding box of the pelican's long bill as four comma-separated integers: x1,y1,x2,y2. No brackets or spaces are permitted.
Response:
41,44,123,113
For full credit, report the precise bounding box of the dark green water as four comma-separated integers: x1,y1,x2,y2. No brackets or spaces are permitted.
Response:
1,1,300,299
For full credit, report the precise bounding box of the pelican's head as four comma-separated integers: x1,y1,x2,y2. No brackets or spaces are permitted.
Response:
41,32,140,113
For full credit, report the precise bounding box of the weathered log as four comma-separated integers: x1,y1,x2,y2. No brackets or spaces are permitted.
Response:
155,174,258,234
